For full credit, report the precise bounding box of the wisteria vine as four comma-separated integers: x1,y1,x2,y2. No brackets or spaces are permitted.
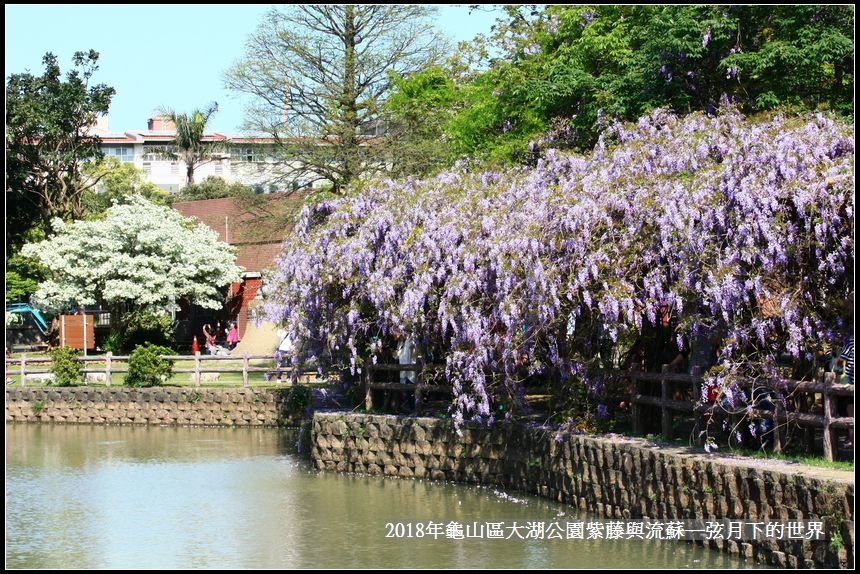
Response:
264,108,854,439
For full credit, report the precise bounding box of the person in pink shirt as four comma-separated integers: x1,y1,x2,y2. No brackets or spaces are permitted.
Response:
226,322,240,350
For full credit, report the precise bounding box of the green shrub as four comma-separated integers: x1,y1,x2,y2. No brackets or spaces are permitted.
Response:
99,331,124,354
829,530,844,552
50,346,82,386
120,311,175,352
286,384,312,412
173,176,252,202
105,310,175,353
125,343,174,387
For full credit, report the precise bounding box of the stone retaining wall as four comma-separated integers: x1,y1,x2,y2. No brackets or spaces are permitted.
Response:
311,412,854,569
5,387,303,427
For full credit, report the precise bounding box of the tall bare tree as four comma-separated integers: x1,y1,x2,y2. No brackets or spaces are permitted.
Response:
225,5,448,193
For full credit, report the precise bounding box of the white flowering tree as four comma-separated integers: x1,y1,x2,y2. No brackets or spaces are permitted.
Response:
22,195,243,316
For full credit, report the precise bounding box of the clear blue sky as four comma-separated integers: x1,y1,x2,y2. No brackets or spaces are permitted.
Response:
5,4,500,134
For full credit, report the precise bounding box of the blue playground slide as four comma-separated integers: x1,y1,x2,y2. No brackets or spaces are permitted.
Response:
6,303,50,334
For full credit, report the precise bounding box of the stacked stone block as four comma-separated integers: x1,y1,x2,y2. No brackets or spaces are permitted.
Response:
312,412,854,569
5,387,304,427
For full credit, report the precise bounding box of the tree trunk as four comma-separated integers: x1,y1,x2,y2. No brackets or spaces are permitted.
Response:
339,5,360,188
186,161,195,186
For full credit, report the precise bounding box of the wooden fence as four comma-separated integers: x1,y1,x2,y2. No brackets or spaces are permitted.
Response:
363,363,452,412
630,365,854,461
7,352,853,459
5,352,325,388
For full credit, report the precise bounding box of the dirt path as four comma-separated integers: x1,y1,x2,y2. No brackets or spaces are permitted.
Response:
600,433,855,484
232,318,281,355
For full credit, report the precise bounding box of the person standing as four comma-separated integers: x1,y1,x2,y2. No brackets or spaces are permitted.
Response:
837,337,854,386
834,336,854,450
398,335,416,385
833,291,853,450
396,333,418,414
226,322,240,351
202,323,216,352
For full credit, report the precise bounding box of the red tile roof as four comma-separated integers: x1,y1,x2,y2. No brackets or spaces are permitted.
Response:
173,193,308,272
100,135,138,143
235,241,285,271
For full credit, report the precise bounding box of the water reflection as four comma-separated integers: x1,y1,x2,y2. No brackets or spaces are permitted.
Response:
6,424,758,569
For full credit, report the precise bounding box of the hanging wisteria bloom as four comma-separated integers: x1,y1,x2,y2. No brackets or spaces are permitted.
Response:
524,43,541,56
264,108,854,439
581,9,596,26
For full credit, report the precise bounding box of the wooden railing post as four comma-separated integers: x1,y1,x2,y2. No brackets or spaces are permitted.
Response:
414,365,423,414
105,352,113,387
661,364,672,439
365,365,374,411
631,365,642,435
194,352,201,388
772,387,785,453
823,371,835,461
20,353,27,388
800,383,817,453
242,354,250,388
691,366,703,444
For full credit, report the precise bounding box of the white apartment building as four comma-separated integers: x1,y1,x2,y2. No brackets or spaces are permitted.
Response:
91,116,321,194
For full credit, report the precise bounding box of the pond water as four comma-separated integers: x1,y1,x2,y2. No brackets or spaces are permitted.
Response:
6,424,757,569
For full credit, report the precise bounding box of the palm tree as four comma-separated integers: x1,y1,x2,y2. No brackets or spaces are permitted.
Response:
156,102,221,186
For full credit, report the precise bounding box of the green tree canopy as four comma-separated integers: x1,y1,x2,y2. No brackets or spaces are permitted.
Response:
390,5,854,165
172,176,253,203
80,156,171,216
383,66,462,178
5,253,47,303
5,50,115,252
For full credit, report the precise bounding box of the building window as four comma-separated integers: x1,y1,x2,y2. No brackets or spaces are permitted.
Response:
104,146,134,162
230,146,267,163
143,145,175,161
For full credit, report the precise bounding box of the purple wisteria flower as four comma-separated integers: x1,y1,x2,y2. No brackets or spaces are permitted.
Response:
262,107,854,435
524,43,541,56
581,9,596,26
